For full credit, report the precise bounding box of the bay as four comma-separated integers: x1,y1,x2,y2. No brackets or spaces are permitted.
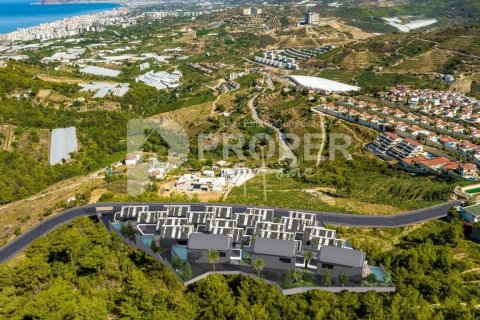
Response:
0,0,119,34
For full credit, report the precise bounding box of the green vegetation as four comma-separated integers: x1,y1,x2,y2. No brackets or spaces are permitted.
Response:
208,249,220,271
357,72,447,93
279,269,317,289
471,80,480,99
228,117,457,213
334,0,480,32
397,40,435,57
0,97,128,204
252,258,265,278
0,215,478,319
120,80,215,117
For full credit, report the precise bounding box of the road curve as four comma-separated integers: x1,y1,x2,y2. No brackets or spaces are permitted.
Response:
0,201,460,263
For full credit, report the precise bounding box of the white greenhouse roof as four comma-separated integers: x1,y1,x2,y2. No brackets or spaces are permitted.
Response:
80,65,121,77
136,70,182,90
288,75,360,92
49,127,78,165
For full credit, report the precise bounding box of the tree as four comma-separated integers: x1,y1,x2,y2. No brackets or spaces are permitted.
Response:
366,273,377,286
303,250,313,268
383,271,392,285
150,239,160,253
252,258,265,277
120,222,135,238
208,249,220,271
322,268,331,287
171,256,182,270
282,269,295,289
183,262,193,281
338,273,349,287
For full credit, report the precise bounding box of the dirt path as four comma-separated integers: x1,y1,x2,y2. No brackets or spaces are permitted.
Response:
0,167,107,213
315,112,326,166
210,85,224,114
0,170,106,245
1,124,14,151
416,37,480,59
247,94,297,166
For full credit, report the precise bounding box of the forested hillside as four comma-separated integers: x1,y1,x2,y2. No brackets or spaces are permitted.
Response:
0,217,478,319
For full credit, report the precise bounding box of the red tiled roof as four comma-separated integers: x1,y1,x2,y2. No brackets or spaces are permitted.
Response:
458,163,477,170
441,162,459,171
401,156,428,164
417,157,451,167
384,132,400,139
405,138,422,146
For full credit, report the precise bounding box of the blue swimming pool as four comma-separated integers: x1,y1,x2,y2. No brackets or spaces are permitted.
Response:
140,236,154,247
172,245,188,261
370,266,385,282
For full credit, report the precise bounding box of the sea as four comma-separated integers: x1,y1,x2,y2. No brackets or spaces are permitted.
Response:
0,0,119,34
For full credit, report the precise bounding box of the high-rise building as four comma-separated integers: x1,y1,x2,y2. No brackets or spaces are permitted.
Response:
304,9,319,25
243,7,262,16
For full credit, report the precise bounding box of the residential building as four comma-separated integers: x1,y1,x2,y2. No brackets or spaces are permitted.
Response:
187,233,232,264
252,238,296,270
368,132,402,155
317,246,365,283
387,138,423,159
461,204,480,223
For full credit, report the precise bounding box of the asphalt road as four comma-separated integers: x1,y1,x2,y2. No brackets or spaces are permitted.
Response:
0,201,460,263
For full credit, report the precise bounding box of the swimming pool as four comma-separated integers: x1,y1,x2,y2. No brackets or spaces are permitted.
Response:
369,266,385,282
172,245,188,261
465,187,480,195
140,236,154,247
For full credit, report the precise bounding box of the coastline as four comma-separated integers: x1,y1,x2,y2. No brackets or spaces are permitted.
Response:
0,1,122,36
33,1,123,5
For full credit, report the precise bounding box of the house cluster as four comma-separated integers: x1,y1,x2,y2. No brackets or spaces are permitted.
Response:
147,158,176,180
280,45,335,61
174,167,254,193
124,155,176,180
114,204,375,283
369,132,478,179
187,62,225,74
216,80,240,93
315,90,480,179
224,14,265,30
377,88,480,130
254,51,299,70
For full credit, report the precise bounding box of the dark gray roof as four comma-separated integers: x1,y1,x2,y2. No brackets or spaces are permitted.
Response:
187,233,231,251
463,204,480,217
318,246,364,268
252,238,296,257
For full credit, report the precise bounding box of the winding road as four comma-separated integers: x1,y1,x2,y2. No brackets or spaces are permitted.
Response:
0,201,460,263
247,94,298,166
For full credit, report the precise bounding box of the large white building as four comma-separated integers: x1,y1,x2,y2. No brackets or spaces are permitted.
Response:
288,75,360,93
135,70,182,90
